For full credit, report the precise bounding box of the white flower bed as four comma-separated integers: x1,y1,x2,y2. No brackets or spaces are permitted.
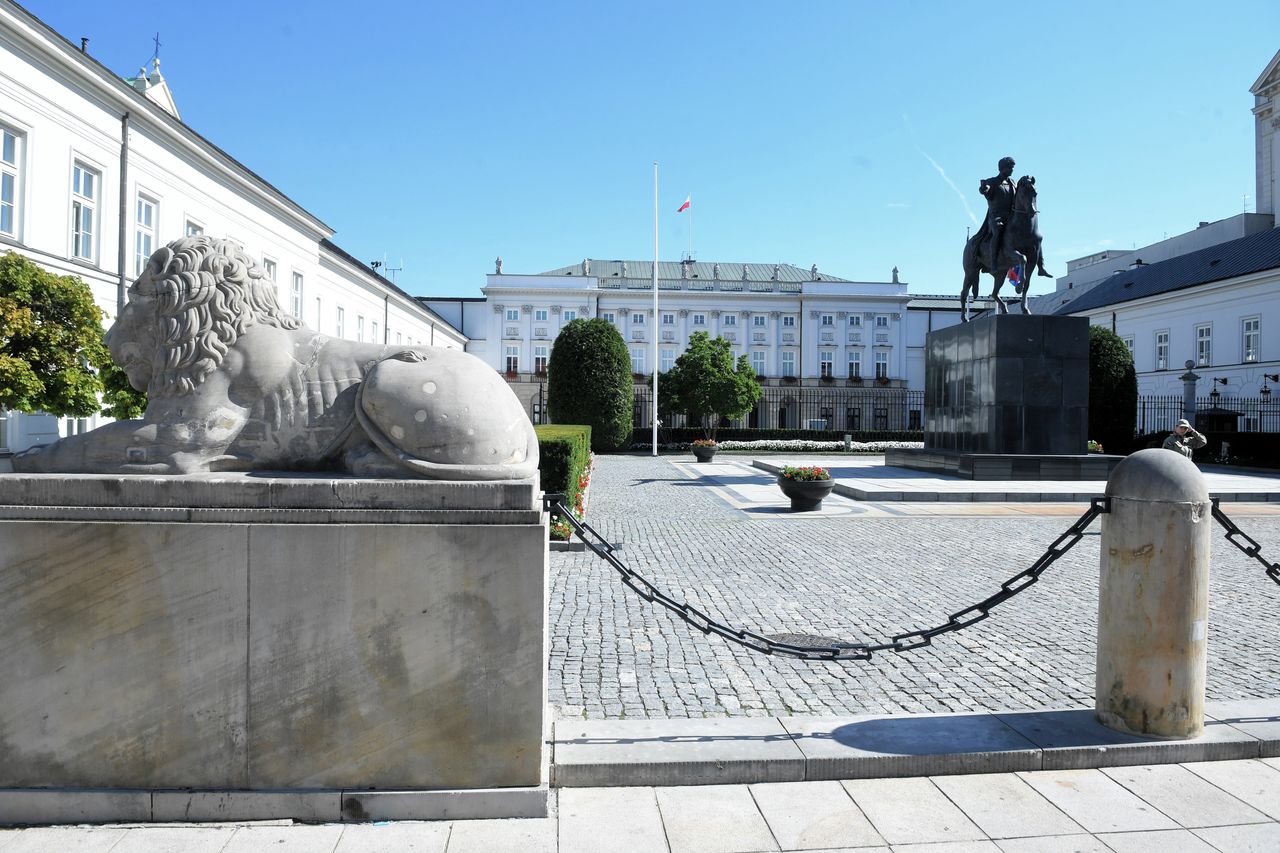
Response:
631,440,924,453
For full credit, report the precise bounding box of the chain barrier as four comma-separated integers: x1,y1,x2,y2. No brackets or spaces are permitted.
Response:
543,494,1110,662
1211,499,1280,588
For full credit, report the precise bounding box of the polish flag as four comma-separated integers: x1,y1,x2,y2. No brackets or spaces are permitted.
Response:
676,196,690,213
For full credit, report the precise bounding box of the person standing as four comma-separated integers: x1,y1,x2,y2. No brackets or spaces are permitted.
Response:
1162,419,1207,459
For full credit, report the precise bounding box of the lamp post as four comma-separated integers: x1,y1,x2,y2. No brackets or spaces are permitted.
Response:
1261,374,1277,432
1209,377,1227,403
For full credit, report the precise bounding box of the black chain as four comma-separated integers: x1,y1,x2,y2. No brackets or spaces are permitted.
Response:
1211,499,1280,588
544,494,1109,662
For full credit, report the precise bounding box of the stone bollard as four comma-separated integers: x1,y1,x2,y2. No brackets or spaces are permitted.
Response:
1096,448,1211,738
843,434,852,452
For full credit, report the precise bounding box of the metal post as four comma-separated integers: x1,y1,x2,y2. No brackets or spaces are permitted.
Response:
1096,448,1210,739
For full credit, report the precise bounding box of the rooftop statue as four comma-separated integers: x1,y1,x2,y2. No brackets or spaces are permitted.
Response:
960,157,1052,321
12,237,538,479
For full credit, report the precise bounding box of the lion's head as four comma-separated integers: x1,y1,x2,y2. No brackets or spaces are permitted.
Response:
108,236,302,396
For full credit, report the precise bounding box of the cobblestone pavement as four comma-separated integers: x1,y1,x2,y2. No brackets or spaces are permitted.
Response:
548,454,1280,720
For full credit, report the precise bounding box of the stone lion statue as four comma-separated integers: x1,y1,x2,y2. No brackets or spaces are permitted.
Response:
13,237,538,479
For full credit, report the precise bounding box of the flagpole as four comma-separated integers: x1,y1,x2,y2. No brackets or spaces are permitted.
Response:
651,162,659,457
687,193,692,259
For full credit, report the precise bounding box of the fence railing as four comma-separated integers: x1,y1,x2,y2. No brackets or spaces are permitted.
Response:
1137,395,1280,434
631,386,925,432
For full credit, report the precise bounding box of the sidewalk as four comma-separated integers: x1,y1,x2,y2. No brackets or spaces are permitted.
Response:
3,759,1279,851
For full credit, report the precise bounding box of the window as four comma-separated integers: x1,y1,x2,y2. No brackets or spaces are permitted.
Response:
291,272,303,319
846,407,861,430
876,315,889,328
692,313,706,326
505,346,519,373
505,308,519,322
1155,330,1169,370
849,315,862,327
534,308,548,322
534,344,548,374
71,161,98,260
781,351,796,377
396,332,402,344
263,257,277,282
848,351,862,378
874,351,889,379
662,312,675,325
185,220,203,237
134,194,156,274
723,314,737,327
750,351,765,375
819,351,834,377
371,321,379,343
356,315,365,342
631,312,645,325
753,315,766,327
602,311,616,324
0,125,21,238
336,307,345,338
873,407,889,430
1243,317,1260,363
782,315,796,328
1195,324,1211,367
820,314,833,327
660,348,675,372
1121,335,1134,354
631,347,645,374
563,310,576,322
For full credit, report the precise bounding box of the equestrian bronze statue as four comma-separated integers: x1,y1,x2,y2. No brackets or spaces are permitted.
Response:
961,157,1051,321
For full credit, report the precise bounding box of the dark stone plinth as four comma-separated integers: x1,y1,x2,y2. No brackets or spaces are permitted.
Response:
886,448,1124,481
924,315,1089,455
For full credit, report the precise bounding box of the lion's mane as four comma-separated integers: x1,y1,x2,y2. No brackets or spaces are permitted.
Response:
132,236,302,396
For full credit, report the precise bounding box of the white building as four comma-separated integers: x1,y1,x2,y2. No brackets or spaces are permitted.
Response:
0,0,462,454
423,259,980,429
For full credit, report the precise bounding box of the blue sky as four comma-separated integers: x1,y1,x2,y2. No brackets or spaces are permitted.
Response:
25,1,1279,298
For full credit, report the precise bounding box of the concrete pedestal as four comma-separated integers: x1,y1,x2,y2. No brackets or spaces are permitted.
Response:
0,473,548,823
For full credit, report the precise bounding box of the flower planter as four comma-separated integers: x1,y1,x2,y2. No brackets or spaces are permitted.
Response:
692,445,718,463
776,475,835,511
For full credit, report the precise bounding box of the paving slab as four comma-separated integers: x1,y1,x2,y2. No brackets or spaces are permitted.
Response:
557,787,668,853
749,780,884,850
780,713,1041,779
890,843,1001,853
0,826,128,852
992,836,1112,852
929,772,1085,839
1192,821,1280,852
1014,769,1179,834
1093,828,1218,852
552,717,805,787
1207,696,1280,757
655,784,779,853
993,709,1260,769
444,817,555,853
840,777,986,845
332,822,450,852
1182,758,1280,820
219,824,346,853
80,827,240,853
1100,763,1270,828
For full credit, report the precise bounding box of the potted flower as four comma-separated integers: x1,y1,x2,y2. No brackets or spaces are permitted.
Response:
876,375,890,386
1087,439,1105,454
776,465,835,511
820,374,834,384
781,375,798,385
691,438,718,463
848,374,863,385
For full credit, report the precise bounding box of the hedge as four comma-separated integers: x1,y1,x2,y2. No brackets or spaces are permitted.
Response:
1132,430,1280,469
634,427,924,445
546,318,634,451
1089,326,1138,454
535,424,592,528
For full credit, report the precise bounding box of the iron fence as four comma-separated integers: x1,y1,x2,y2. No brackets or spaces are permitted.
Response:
1137,395,1280,434
631,385,925,433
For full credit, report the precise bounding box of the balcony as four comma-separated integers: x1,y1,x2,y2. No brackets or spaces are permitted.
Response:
533,327,548,338
723,332,736,343
848,332,862,344
781,333,796,344
752,332,766,343
631,331,645,341
662,331,675,341
820,331,834,343
875,333,890,344
504,326,520,338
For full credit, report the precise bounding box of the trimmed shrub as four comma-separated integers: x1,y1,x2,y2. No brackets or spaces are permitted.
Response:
636,427,924,445
547,318,634,451
1088,325,1138,454
535,424,592,531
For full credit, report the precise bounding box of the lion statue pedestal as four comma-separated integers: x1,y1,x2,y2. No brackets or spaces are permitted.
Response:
0,238,548,823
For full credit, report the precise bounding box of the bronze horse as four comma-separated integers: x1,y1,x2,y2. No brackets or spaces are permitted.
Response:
961,175,1049,321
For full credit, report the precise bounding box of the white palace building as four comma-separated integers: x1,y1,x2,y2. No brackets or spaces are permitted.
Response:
0,0,462,454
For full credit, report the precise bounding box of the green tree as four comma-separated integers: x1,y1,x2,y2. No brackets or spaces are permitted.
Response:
1088,324,1138,454
0,251,146,418
658,331,762,440
546,317,634,451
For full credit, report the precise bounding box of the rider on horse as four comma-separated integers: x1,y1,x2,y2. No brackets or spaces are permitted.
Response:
977,157,1017,275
